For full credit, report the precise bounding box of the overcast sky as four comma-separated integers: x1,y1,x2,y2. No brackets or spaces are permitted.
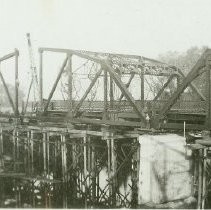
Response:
0,0,211,99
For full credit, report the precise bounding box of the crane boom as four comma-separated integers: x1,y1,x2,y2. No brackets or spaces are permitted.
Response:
24,33,40,113
26,33,39,89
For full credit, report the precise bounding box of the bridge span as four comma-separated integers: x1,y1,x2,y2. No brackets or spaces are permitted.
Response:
0,47,210,208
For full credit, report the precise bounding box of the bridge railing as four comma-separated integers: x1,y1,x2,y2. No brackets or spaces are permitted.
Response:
29,99,206,115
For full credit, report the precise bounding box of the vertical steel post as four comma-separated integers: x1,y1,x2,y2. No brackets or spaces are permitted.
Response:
103,69,108,120
104,69,108,119
15,49,19,116
39,50,43,110
110,76,114,109
68,53,73,116
141,67,144,108
176,74,181,108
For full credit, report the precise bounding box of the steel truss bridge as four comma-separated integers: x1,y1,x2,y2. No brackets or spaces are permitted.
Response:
0,47,211,208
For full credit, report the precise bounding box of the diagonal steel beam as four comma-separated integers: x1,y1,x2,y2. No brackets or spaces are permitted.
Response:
0,51,16,62
43,57,68,113
104,62,147,125
74,68,103,116
177,68,205,101
119,73,135,101
0,70,16,113
153,74,176,101
157,50,208,119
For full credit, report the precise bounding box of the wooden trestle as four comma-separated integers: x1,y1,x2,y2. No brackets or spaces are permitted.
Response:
0,122,140,208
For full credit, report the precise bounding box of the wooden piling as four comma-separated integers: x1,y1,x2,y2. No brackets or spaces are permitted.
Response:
0,128,4,169
197,149,203,209
83,135,88,208
46,132,50,175
202,148,207,209
107,138,111,203
31,130,34,174
43,132,47,176
61,134,67,208
131,138,140,207
13,129,17,171
110,133,117,206
91,141,96,204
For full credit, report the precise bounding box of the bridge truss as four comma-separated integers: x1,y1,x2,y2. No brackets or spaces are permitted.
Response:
0,47,211,208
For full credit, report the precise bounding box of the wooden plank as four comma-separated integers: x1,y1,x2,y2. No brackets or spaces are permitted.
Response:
161,122,205,130
187,143,206,150
68,129,102,136
22,176,62,183
196,139,211,146
68,117,141,127
0,173,25,178
166,113,205,122
118,112,140,119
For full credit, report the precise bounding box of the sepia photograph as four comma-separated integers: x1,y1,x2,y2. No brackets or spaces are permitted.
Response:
0,0,210,209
